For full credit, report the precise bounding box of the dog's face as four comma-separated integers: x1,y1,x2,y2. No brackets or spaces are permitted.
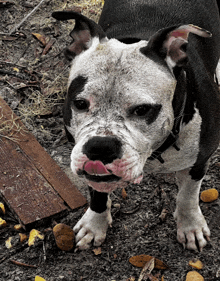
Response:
65,38,176,192
52,12,210,193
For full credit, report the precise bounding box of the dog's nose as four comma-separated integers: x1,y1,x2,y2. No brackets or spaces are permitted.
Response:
82,136,122,164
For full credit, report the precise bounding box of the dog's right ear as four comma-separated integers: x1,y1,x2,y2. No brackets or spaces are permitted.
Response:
52,11,107,60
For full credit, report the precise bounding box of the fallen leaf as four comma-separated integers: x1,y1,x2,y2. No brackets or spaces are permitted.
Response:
0,217,7,228
188,260,203,270
138,257,155,281
13,67,19,72
161,276,165,281
5,237,12,249
28,229,44,246
129,254,168,270
19,233,27,243
32,33,47,46
185,271,204,281
35,276,46,281
5,235,20,248
0,202,5,214
122,188,127,199
14,224,22,231
93,247,102,255
200,188,219,202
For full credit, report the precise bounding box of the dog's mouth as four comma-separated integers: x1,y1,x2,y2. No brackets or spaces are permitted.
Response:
81,171,121,182
77,160,121,183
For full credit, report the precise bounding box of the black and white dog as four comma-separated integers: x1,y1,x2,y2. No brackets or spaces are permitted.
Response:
52,0,220,251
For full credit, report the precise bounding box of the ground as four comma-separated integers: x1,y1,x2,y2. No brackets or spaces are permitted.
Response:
0,1,220,280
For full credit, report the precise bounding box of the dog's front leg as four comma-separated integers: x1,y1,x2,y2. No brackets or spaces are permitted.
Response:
74,187,112,250
174,168,210,251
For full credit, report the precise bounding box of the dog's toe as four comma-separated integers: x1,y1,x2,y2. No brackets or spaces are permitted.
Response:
175,208,211,251
73,207,112,250
76,232,94,250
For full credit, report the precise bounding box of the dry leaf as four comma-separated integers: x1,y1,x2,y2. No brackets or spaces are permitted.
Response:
186,271,204,281
19,233,28,243
0,218,7,228
5,237,12,249
13,67,19,72
161,276,165,281
138,257,155,281
129,254,168,270
200,188,219,202
188,260,204,270
35,276,46,281
32,33,47,46
93,247,102,255
122,188,127,199
14,224,22,231
0,203,5,214
28,229,44,246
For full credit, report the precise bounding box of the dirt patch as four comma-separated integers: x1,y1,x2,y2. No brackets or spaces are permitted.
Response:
0,1,220,280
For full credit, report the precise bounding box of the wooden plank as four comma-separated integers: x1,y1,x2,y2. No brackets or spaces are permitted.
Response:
0,97,86,225
0,138,67,225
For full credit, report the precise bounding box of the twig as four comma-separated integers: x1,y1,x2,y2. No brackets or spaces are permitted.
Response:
9,0,49,35
10,259,38,268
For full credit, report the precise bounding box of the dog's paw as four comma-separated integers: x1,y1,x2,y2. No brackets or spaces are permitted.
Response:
73,207,112,250
174,208,210,251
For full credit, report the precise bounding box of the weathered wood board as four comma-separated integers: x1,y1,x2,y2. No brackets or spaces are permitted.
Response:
0,97,86,226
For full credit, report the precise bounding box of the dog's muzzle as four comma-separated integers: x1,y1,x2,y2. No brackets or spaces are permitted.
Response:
75,136,143,192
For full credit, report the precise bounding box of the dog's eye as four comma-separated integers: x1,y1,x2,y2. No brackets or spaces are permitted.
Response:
73,99,90,111
132,104,151,116
129,103,162,124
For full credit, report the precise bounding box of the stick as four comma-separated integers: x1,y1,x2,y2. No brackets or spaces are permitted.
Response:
10,259,38,268
9,0,49,35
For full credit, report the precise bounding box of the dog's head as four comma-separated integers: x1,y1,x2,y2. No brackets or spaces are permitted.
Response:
52,11,211,193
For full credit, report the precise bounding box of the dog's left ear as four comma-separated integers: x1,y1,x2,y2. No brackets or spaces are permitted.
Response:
52,11,107,60
142,24,211,69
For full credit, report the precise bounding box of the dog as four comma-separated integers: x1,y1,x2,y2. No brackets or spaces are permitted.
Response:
52,0,220,251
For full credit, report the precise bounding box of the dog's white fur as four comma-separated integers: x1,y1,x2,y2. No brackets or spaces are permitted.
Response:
64,36,211,251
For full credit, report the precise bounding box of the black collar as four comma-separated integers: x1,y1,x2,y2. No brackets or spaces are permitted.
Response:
148,69,187,163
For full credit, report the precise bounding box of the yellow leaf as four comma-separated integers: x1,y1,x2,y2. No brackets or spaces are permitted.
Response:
186,271,204,281
35,276,46,281
0,203,5,214
129,254,168,270
28,229,44,246
19,233,28,243
32,33,47,46
188,260,203,270
0,217,6,228
14,224,22,231
13,67,19,72
93,247,102,255
5,237,12,249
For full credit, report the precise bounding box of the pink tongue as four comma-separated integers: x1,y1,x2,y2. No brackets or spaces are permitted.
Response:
84,160,111,175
